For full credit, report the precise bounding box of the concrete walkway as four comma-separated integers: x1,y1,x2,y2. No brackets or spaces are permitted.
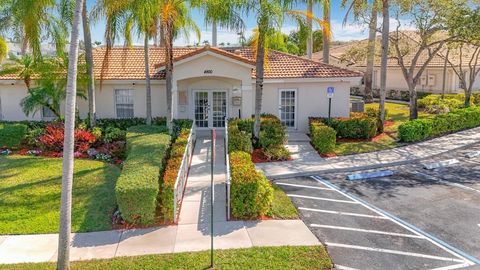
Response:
0,136,319,265
257,126,480,179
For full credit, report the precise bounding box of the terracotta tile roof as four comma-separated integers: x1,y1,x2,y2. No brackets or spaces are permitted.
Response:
0,46,362,80
313,31,477,68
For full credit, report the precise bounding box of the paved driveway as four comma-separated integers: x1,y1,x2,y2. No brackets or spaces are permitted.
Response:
275,146,480,270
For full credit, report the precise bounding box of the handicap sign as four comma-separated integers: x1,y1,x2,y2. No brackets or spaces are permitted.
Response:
327,87,335,98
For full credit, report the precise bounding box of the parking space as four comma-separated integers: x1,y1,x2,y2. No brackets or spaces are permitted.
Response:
276,168,480,270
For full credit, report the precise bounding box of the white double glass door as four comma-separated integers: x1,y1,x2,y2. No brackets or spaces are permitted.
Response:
193,90,227,129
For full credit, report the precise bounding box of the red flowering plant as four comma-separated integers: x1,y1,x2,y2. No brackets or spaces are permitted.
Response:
37,123,97,154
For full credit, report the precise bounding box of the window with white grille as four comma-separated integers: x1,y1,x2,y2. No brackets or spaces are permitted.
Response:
115,89,134,118
42,106,56,119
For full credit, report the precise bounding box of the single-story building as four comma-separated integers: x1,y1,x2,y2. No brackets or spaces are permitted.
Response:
0,46,362,132
312,32,480,95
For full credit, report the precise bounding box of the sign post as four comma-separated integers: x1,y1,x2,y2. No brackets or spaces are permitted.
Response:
210,128,216,269
327,87,335,119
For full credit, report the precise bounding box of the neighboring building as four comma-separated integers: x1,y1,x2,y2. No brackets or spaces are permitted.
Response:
0,46,362,132
312,32,480,95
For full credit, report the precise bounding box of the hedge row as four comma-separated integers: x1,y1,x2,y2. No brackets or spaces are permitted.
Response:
399,106,480,142
0,123,28,148
115,125,171,225
229,151,273,218
160,123,193,222
309,119,336,154
310,113,378,139
95,117,167,130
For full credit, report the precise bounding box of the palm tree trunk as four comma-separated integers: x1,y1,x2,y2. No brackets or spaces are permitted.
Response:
364,0,378,104
253,30,266,140
212,20,218,47
82,0,96,128
322,0,330,64
306,0,313,59
165,22,174,132
144,34,152,125
57,0,83,269
441,49,449,99
379,0,389,131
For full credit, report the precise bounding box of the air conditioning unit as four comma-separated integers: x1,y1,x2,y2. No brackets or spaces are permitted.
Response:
351,100,365,113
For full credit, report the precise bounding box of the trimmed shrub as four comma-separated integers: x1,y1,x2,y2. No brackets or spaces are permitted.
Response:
398,118,433,142
228,127,253,153
0,123,27,148
102,127,126,143
160,127,192,221
259,117,287,149
263,146,290,161
310,114,378,140
115,125,170,225
310,121,336,154
399,106,480,143
230,151,273,218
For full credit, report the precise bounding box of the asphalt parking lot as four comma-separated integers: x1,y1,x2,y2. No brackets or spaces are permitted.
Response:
276,145,480,270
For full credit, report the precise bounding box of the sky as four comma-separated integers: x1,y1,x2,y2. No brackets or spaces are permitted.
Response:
85,0,408,46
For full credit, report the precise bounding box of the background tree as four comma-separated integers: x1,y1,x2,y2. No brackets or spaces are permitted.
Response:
0,53,37,90
444,4,480,107
342,0,379,103
57,0,84,268
390,0,458,119
197,0,245,47
379,0,388,129
82,0,97,127
0,36,7,62
322,0,330,63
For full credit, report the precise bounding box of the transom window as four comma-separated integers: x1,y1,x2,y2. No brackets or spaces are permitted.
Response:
115,89,134,118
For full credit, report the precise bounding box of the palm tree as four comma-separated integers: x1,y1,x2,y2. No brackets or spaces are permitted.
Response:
244,0,330,139
57,0,84,269
0,37,7,62
1,0,68,60
342,0,378,103
0,53,37,90
159,0,200,131
322,0,330,64
306,0,313,59
124,0,160,125
82,0,97,127
197,0,245,48
379,0,389,130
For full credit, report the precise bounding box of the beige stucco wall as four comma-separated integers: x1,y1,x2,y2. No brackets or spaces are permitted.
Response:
261,80,351,132
0,82,42,121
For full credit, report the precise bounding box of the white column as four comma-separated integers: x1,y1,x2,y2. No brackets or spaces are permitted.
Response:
172,81,178,119
241,82,253,119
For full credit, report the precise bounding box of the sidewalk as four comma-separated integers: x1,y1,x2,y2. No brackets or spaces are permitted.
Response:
0,136,319,265
257,126,480,179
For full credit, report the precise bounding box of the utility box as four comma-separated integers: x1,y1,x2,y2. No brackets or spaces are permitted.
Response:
351,100,365,113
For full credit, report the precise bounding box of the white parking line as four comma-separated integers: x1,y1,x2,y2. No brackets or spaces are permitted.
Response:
415,171,480,195
287,194,359,204
276,182,333,191
325,242,464,263
335,265,359,270
312,176,476,266
298,207,388,219
429,262,473,270
310,224,425,239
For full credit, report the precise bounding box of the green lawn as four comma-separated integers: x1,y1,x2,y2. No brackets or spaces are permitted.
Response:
334,102,429,156
0,155,120,234
270,183,299,219
1,246,332,270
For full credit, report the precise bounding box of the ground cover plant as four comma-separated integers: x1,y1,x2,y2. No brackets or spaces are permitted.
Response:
0,246,332,270
0,123,27,148
0,155,120,234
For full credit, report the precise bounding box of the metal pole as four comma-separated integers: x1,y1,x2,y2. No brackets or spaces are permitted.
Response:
328,98,332,119
210,128,215,268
